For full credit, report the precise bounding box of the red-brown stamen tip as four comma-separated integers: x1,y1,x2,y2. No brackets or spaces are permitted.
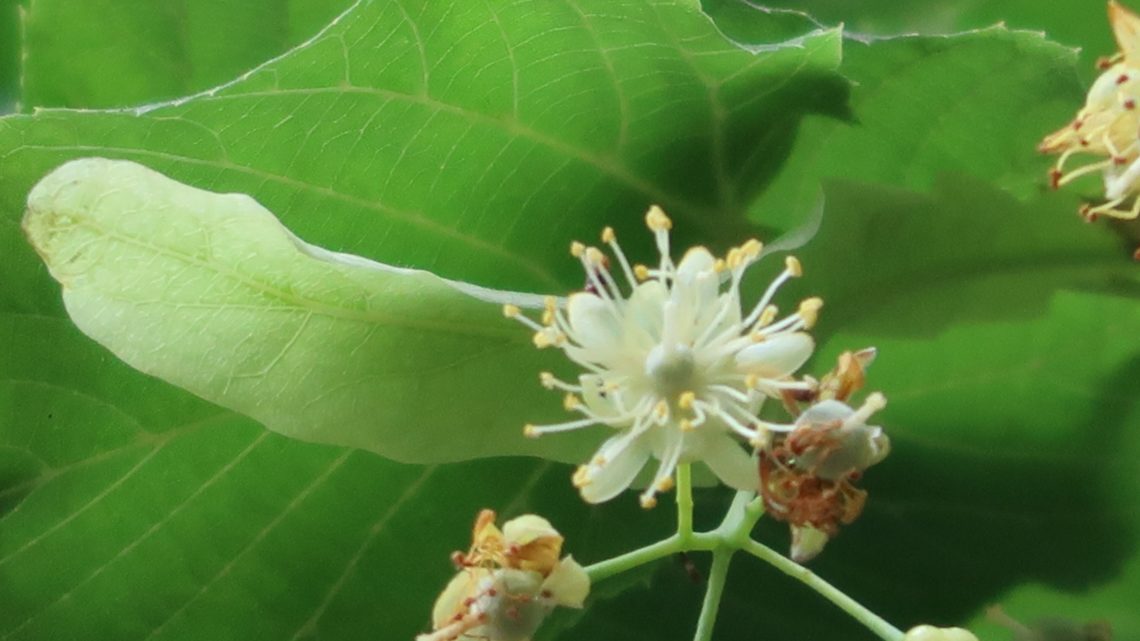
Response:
1115,156,1129,165
1079,204,1097,222
1097,57,1113,70
1133,246,1140,261
1126,99,1137,110
1118,73,1131,85
1049,168,1063,189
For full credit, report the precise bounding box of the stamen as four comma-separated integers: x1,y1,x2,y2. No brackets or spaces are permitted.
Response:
602,227,638,288
524,416,599,436
785,255,803,277
843,392,886,429
539,372,583,392
639,437,683,509
645,205,673,273
744,266,797,327
798,297,824,329
1056,158,1114,187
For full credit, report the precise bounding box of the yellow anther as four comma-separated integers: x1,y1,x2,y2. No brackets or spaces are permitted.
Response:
593,455,607,466
798,297,824,329
745,374,759,389
654,400,669,418
563,393,580,411
679,419,694,432
634,264,650,281
785,255,803,277
742,238,763,258
639,495,658,509
542,297,557,325
523,424,539,438
757,305,778,327
645,205,673,231
726,247,742,269
585,246,606,266
503,304,520,317
570,241,585,257
533,330,563,348
539,372,556,389
677,391,696,410
751,331,768,343
656,476,675,492
601,226,616,243
572,465,591,487
713,258,726,273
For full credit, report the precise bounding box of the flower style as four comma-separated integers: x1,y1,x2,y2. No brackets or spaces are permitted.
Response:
759,350,889,562
1040,0,1140,255
504,206,820,508
418,510,589,641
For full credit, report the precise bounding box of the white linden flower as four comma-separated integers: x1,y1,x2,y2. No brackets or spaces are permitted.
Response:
418,511,589,641
505,206,820,508
1040,0,1140,253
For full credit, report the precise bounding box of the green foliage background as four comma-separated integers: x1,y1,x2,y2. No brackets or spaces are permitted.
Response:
1,1,1138,640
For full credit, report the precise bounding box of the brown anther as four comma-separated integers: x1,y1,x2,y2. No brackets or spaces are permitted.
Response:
1049,168,1063,190
1117,73,1130,85
1115,156,1129,165
1080,138,1090,147
451,551,467,568
1133,246,1140,261
1079,204,1096,222
1073,119,1083,130
1126,99,1137,110
540,589,553,599
486,588,497,597
1097,56,1113,70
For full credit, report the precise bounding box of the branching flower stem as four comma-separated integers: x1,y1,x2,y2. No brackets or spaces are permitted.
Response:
583,464,905,641
740,538,904,641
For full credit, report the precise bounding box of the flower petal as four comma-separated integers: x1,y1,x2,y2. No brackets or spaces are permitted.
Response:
795,399,854,426
622,279,667,349
541,556,591,608
734,331,814,378
580,373,620,419
566,292,622,354
1111,0,1140,64
431,570,480,628
698,435,760,491
577,434,651,503
670,247,719,341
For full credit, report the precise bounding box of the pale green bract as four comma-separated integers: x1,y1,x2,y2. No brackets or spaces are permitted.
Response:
22,158,590,464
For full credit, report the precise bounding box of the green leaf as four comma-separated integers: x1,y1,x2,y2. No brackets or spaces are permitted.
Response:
747,26,1086,230
756,0,1117,69
20,0,354,109
4,1,1140,641
0,0,18,114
